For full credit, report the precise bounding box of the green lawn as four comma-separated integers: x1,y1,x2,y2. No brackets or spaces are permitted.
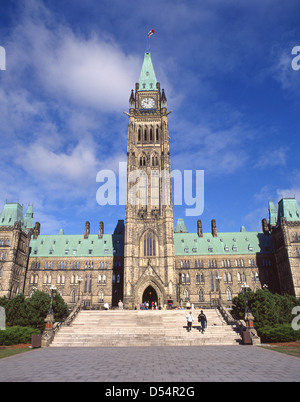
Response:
262,345,300,358
0,348,32,359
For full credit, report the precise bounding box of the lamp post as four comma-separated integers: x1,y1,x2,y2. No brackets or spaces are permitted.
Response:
241,282,249,315
216,275,222,302
48,285,57,315
77,277,82,302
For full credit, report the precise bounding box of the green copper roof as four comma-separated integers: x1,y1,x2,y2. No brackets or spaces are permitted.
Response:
278,198,300,222
24,205,35,229
174,219,188,233
268,201,277,226
30,233,124,258
138,52,157,91
0,202,34,231
174,231,273,256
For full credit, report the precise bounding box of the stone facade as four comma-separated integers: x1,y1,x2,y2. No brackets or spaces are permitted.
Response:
0,51,299,309
0,222,31,299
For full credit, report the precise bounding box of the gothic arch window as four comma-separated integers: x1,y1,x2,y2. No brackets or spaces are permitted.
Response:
144,127,147,141
99,290,104,302
226,288,232,301
156,127,159,142
71,290,76,303
184,289,189,302
198,289,204,302
143,231,156,257
139,154,146,167
138,127,141,142
151,153,159,167
150,127,153,141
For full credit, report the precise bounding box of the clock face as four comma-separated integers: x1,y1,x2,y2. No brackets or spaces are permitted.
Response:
141,98,155,109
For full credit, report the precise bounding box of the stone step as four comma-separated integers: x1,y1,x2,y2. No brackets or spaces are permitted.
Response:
50,309,241,347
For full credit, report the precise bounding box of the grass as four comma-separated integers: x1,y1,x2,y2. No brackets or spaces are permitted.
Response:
0,347,32,359
262,345,300,358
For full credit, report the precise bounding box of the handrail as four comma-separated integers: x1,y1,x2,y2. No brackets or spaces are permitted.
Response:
217,302,246,335
53,301,82,336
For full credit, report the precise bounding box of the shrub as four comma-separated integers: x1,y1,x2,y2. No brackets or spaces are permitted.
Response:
258,324,300,343
1,291,69,332
232,289,300,331
0,326,40,346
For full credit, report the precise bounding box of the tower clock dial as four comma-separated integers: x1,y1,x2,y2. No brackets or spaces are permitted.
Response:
141,98,155,109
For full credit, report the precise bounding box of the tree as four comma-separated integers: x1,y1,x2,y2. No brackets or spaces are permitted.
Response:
1,291,69,331
232,289,300,330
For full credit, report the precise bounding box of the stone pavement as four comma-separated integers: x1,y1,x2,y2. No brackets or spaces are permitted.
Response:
0,346,300,382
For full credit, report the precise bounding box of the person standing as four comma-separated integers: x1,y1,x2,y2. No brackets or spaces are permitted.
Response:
198,310,207,333
186,311,194,332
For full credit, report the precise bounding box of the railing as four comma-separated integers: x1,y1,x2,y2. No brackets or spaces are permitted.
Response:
53,301,82,336
217,302,246,335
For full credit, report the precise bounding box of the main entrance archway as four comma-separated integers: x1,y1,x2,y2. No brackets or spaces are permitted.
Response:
142,285,158,307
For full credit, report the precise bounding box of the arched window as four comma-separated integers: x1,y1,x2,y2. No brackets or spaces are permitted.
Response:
226,288,232,301
156,128,159,142
143,231,156,257
184,289,189,302
138,128,141,142
198,289,204,302
71,290,76,303
140,155,146,167
150,128,153,141
99,290,104,302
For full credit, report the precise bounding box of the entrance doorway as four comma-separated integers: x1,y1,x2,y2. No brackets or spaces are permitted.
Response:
142,286,158,308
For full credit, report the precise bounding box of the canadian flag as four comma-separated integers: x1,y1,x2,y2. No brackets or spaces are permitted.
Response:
147,29,155,39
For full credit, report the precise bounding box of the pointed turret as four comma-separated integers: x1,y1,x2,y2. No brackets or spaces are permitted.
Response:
138,52,157,91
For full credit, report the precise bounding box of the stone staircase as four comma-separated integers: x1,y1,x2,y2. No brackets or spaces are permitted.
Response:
50,309,241,347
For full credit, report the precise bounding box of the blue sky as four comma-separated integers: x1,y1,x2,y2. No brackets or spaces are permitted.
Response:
0,0,300,235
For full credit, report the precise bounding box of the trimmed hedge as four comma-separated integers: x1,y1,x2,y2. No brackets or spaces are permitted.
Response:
0,326,40,346
257,324,300,343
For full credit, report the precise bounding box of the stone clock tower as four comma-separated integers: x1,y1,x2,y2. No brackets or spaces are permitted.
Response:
123,51,176,308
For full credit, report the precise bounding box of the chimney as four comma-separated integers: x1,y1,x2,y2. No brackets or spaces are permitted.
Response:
33,222,41,240
261,218,269,235
84,221,90,239
197,220,203,237
211,219,217,237
98,221,104,239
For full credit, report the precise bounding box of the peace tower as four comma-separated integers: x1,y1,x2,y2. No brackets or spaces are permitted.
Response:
123,52,176,308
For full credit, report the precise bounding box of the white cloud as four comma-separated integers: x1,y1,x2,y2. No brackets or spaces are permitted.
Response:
5,0,140,112
255,147,288,168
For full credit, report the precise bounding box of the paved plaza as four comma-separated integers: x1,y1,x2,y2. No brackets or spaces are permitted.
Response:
0,345,300,382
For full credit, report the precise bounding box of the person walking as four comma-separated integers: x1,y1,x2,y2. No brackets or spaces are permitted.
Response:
198,310,207,333
186,311,194,332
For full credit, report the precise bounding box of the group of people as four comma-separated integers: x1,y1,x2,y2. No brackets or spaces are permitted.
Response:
186,310,207,333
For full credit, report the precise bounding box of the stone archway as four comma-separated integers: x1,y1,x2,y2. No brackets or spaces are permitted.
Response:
142,285,158,307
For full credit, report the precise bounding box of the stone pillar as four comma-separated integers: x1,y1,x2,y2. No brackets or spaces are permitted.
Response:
244,310,261,345
41,313,54,347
